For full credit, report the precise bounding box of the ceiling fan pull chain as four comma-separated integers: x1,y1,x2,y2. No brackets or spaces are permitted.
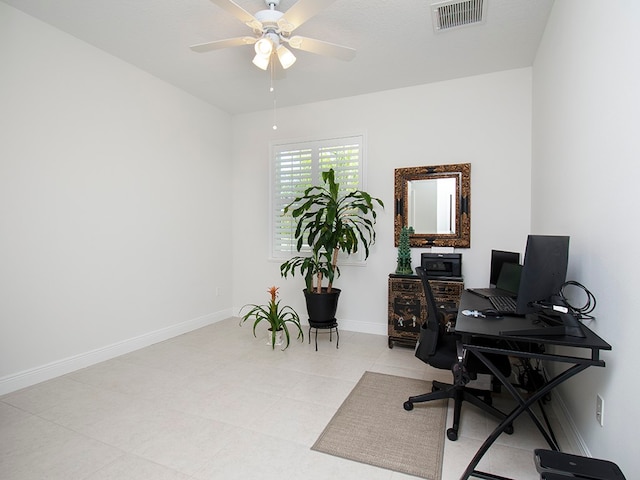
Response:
272,96,278,131
270,59,278,130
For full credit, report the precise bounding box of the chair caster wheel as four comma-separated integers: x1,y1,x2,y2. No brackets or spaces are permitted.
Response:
447,428,458,441
403,401,414,411
505,424,514,435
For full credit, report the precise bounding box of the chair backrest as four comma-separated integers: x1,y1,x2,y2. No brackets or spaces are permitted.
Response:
416,267,440,323
414,266,444,360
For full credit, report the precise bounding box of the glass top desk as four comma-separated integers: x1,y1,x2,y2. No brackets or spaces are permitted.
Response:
454,291,611,480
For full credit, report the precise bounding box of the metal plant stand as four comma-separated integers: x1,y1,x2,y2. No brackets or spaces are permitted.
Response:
308,320,339,351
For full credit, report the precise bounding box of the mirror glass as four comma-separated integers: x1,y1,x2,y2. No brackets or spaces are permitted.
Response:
408,177,457,234
394,164,471,248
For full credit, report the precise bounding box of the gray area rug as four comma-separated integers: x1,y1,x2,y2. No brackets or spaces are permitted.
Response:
312,371,447,479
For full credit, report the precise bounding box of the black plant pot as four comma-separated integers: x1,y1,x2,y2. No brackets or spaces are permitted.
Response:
303,288,341,326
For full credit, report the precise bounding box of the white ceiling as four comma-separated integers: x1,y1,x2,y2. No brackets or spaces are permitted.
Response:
3,0,555,115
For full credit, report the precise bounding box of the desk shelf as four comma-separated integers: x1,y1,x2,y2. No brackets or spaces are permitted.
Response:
387,274,463,348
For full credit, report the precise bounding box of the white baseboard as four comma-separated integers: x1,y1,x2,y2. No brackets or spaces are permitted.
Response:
233,305,389,337
306,317,387,336
550,388,591,456
0,308,232,396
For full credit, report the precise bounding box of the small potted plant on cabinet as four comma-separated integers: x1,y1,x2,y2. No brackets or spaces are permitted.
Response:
280,168,384,324
239,286,304,350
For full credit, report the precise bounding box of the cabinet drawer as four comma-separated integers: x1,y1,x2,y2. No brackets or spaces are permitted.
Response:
388,275,463,348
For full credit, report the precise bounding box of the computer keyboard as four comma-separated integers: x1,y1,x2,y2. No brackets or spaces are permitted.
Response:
489,295,517,314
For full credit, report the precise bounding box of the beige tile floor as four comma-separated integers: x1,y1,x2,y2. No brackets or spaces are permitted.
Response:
1,318,572,480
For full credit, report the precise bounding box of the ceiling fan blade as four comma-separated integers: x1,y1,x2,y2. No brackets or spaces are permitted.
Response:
190,36,256,53
279,0,338,33
208,0,262,30
288,36,356,61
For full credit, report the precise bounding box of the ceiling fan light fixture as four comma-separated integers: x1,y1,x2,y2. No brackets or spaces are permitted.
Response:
252,53,270,70
276,45,296,69
254,36,274,56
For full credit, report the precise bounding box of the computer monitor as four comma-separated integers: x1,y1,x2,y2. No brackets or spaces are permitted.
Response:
516,235,570,315
490,250,520,286
503,234,585,337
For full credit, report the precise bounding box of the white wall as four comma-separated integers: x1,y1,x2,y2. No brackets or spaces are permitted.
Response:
0,4,233,392
532,1,639,474
231,69,533,335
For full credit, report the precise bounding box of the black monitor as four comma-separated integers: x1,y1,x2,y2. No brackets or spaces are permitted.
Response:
502,234,585,337
516,235,570,315
490,250,520,286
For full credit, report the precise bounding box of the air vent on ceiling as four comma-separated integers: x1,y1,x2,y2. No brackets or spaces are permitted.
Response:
431,0,486,32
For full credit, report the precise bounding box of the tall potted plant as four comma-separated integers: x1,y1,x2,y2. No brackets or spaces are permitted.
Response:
280,169,384,324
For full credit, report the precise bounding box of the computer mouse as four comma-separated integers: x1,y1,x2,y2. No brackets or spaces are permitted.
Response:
481,309,503,318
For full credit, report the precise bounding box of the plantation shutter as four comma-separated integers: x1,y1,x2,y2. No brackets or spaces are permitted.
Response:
270,134,364,260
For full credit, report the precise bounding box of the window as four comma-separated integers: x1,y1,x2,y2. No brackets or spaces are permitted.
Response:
270,134,365,260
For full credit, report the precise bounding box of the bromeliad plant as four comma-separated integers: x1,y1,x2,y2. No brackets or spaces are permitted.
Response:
280,168,384,293
239,286,304,350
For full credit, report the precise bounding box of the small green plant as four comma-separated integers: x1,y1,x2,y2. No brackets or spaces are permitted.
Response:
395,226,414,274
239,286,304,350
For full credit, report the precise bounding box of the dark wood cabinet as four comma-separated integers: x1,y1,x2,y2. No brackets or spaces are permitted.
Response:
388,274,464,348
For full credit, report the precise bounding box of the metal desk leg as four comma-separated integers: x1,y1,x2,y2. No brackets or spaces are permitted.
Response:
460,351,591,480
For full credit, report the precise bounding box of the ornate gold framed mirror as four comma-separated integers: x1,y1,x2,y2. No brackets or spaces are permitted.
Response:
394,163,471,248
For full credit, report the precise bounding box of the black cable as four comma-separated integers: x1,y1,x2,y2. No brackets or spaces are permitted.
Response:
559,280,596,320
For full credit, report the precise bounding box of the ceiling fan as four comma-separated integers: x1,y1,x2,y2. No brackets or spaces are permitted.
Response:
190,0,356,70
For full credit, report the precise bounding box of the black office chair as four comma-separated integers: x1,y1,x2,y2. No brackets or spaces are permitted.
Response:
403,267,514,441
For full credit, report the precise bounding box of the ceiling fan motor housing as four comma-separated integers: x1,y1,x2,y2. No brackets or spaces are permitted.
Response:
254,8,292,36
